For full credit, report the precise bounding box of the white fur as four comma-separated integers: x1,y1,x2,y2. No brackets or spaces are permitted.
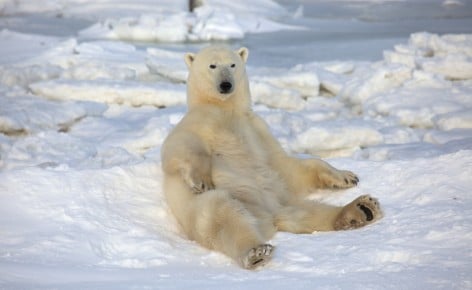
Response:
161,46,382,269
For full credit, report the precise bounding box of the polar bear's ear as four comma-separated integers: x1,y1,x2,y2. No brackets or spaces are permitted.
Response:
237,47,249,63
184,53,196,68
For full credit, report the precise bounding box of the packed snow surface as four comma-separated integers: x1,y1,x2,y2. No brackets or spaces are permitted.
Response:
1,0,472,289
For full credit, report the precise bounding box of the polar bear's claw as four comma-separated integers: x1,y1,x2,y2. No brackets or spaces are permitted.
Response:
324,170,359,189
181,167,214,194
191,180,214,194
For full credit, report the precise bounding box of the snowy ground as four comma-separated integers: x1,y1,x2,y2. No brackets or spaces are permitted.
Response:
1,0,472,289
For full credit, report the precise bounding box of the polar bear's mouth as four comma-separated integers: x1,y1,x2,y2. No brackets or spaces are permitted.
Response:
219,81,233,94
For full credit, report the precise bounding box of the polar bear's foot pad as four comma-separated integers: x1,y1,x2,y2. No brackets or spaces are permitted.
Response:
242,244,274,269
358,203,373,221
334,195,382,230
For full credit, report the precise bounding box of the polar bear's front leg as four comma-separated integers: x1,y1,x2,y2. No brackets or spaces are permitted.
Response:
273,157,360,196
162,128,215,194
318,166,359,189
293,158,359,192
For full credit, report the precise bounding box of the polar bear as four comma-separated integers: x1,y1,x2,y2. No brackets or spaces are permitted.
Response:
161,45,382,269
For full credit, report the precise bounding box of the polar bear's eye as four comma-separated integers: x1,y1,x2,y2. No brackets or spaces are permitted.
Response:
209,64,216,69
231,64,236,68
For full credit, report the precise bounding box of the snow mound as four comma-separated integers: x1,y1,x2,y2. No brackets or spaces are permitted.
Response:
69,105,178,157
340,63,412,105
79,13,191,42
29,79,186,107
250,67,320,110
0,89,106,136
433,109,472,130
0,63,62,88
79,1,301,42
1,105,175,171
0,29,63,65
290,119,384,157
385,32,472,80
146,48,188,83
0,161,179,268
0,32,152,90
364,84,472,129
339,32,472,107
65,41,149,80
424,129,472,145
2,147,471,288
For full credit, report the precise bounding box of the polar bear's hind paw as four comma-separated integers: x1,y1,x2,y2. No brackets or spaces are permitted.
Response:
242,244,274,270
334,195,381,230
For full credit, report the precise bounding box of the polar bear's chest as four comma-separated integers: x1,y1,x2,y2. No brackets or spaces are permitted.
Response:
208,117,285,200
211,121,268,165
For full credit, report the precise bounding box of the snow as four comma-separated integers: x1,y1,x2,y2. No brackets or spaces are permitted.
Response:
78,0,300,42
1,0,472,289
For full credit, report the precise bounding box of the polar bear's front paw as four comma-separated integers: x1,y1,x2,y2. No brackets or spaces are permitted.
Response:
189,177,214,194
180,167,214,194
334,195,382,230
241,244,274,270
321,169,359,189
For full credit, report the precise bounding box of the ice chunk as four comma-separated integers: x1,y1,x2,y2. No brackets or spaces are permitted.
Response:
340,63,412,105
0,93,106,135
433,109,472,130
290,119,384,157
29,79,186,107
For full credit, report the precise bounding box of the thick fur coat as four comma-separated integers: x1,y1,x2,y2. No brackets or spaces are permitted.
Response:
161,46,382,269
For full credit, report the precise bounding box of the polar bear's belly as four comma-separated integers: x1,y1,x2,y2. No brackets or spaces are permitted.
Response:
209,128,286,209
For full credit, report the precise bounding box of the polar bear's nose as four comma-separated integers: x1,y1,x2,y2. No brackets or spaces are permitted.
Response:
219,81,233,94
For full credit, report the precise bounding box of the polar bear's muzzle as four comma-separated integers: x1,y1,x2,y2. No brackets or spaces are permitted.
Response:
219,81,233,94
217,67,234,95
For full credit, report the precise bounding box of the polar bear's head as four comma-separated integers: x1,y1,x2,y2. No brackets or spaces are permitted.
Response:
184,46,250,111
